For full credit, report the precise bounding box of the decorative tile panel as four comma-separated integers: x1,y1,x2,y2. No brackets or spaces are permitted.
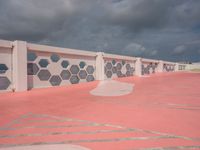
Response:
104,59,135,79
142,62,158,75
27,51,96,89
163,64,175,72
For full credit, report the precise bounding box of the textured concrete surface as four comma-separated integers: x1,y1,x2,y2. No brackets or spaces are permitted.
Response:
90,80,133,96
0,72,200,150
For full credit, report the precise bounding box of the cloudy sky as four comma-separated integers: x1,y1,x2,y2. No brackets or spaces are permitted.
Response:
0,0,200,62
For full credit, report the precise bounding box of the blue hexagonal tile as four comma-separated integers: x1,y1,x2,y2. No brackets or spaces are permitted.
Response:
70,75,80,84
61,60,69,68
60,70,71,80
27,63,39,75
49,75,62,86
106,70,112,78
70,65,80,74
126,64,131,70
86,65,95,74
117,71,123,77
37,69,51,81
78,70,88,79
50,54,60,62
0,76,11,90
112,60,116,65
105,62,112,70
116,63,122,70
27,52,37,61
0,64,8,74
39,59,49,68
79,61,86,69
86,75,95,82
112,66,117,73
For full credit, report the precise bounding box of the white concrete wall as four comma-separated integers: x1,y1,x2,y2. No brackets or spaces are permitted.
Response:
141,58,159,75
185,64,200,70
0,39,194,92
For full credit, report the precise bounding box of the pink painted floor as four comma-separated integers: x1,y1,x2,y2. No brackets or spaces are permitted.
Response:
0,72,200,150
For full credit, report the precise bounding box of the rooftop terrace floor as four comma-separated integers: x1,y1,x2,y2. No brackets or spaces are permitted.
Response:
0,72,200,150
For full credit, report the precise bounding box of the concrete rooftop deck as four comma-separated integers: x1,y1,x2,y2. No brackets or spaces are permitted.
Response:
0,72,200,150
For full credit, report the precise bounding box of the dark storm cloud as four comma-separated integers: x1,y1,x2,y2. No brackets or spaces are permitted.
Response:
0,0,200,62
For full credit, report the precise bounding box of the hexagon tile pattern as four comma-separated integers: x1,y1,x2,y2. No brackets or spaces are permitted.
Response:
142,63,158,75
163,64,175,72
105,60,135,78
27,52,96,87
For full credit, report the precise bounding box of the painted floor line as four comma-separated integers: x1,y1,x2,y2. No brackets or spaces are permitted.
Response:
0,135,180,148
2,113,196,141
1,123,100,130
0,113,197,142
131,145,200,150
0,129,135,138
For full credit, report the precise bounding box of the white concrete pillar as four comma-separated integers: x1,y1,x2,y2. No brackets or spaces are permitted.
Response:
158,60,164,72
175,63,179,71
135,57,142,76
95,52,105,80
12,41,27,92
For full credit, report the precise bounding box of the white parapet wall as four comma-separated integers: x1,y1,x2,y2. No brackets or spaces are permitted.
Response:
141,58,159,75
103,53,136,79
27,43,97,90
0,39,195,92
185,63,200,71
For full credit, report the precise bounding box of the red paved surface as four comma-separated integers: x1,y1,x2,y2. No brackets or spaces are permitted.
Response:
0,72,200,150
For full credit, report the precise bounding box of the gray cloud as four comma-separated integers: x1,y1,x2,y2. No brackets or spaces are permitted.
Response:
0,0,200,62
173,45,186,55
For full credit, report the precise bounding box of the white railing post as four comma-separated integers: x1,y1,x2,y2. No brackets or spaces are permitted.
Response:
135,57,142,76
175,63,179,71
12,41,27,91
158,60,164,72
95,52,105,80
